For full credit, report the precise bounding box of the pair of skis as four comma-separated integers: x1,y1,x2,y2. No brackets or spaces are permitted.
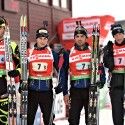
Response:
19,15,28,125
4,15,28,125
4,23,17,124
88,24,100,125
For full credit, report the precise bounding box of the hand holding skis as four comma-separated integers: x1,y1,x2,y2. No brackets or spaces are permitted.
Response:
18,80,28,93
54,85,62,94
8,69,20,77
95,81,105,89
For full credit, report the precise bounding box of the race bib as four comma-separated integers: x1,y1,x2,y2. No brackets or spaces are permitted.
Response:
114,57,125,66
76,62,90,70
32,62,48,72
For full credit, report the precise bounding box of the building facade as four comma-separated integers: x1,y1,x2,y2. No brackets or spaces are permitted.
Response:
0,0,72,44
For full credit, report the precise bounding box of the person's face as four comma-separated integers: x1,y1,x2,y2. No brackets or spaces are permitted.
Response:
0,26,5,40
74,34,87,46
114,33,124,44
36,36,48,48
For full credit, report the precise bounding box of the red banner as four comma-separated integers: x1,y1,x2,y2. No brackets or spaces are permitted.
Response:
57,15,115,50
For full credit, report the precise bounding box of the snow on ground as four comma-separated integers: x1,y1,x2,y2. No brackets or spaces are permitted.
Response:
33,84,114,125
33,107,113,125
53,108,113,125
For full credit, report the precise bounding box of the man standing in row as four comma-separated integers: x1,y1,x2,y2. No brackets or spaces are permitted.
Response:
103,23,124,125
62,22,105,125
24,27,62,125
0,16,20,125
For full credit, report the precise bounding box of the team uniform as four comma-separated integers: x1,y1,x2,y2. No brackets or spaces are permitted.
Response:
103,24,124,125
60,22,106,125
66,43,105,125
0,39,20,125
26,27,60,125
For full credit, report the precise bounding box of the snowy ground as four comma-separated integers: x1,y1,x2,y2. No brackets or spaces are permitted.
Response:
32,89,114,125
53,82,114,125
33,107,113,125
54,108,113,125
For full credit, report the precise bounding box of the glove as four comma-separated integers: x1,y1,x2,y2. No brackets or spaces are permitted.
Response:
96,81,105,89
18,85,22,93
54,85,63,94
8,70,20,77
18,81,28,93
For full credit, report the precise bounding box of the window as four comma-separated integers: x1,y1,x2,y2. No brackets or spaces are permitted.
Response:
30,0,38,3
39,0,48,3
53,0,60,7
61,0,67,8
52,0,71,10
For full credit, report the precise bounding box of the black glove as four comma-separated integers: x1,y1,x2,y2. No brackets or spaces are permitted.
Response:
8,70,20,77
96,81,105,89
54,85,63,94
18,85,22,93
18,81,28,93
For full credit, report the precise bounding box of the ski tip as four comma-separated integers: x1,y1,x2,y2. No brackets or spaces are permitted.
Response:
24,15,27,27
20,15,24,27
92,23,100,34
20,15,27,27
4,23,10,33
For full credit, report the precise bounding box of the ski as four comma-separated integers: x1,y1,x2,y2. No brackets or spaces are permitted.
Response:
124,75,125,120
4,23,17,125
88,24,100,125
19,15,28,125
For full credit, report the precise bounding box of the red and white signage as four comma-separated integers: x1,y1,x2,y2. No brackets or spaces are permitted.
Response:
57,15,115,50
